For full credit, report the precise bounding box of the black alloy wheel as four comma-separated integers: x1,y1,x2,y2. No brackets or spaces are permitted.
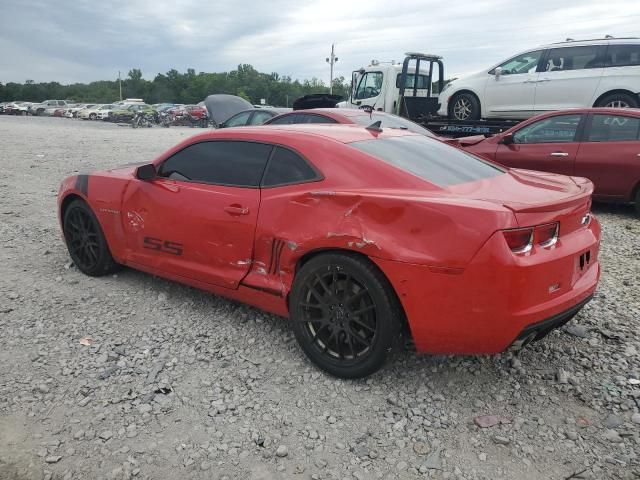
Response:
63,199,120,276
290,253,402,378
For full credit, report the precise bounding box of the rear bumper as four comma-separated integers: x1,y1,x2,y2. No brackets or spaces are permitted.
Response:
510,294,592,348
373,216,600,354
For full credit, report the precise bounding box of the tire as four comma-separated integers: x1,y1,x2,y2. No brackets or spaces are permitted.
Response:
36,109,44,116
449,92,481,121
62,199,120,277
89,113,96,120
635,188,640,216
289,253,402,378
595,92,639,109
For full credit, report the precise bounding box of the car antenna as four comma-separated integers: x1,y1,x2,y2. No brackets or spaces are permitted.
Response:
366,120,383,133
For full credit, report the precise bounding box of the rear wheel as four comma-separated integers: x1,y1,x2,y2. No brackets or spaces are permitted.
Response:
595,92,639,109
635,188,640,216
289,253,402,378
63,199,120,277
89,113,96,120
449,92,481,121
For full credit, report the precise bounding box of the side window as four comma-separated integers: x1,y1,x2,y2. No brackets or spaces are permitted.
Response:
301,114,337,124
605,44,640,67
355,72,383,100
267,114,300,125
262,147,319,187
395,73,430,89
588,115,640,142
544,46,602,71
224,111,252,127
493,51,542,75
158,141,272,187
513,115,582,144
250,111,276,125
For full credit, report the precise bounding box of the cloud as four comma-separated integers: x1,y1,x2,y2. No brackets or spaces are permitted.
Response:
2,0,640,84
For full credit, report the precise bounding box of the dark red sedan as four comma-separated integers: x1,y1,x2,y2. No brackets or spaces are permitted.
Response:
458,108,640,213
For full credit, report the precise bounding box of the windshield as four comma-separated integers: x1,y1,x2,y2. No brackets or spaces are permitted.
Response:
349,135,504,187
350,113,436,137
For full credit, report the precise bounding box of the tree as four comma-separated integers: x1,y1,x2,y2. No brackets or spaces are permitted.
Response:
0,65,351,106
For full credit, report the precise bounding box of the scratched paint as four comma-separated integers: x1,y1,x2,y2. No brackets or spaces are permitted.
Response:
126,211,144,231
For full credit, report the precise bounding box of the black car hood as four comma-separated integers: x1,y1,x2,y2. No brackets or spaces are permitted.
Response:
293,94,343,110
203,94,254,124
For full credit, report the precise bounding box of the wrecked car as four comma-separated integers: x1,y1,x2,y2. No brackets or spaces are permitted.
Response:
57,124,601,378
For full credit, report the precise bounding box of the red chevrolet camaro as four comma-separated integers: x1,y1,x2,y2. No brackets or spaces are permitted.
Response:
58,125,601,378
457,108,640,214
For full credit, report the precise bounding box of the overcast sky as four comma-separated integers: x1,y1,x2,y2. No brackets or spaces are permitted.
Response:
2,0,640,85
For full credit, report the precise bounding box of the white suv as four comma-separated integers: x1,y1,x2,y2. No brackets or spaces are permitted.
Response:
438,37,640,120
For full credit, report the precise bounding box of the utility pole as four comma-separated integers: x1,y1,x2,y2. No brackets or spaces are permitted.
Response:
326,44,338,94
118,71,122,101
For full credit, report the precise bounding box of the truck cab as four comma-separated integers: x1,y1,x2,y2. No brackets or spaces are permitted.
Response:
339,53,444,121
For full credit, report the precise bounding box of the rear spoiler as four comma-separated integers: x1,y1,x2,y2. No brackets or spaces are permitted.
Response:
503,182,593,214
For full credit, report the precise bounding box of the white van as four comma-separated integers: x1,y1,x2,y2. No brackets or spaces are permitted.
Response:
438,37,640,120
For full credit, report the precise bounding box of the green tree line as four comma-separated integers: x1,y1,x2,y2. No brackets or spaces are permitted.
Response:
0,64,350,106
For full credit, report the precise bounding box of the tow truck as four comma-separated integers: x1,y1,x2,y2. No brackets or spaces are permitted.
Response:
337,52,520,137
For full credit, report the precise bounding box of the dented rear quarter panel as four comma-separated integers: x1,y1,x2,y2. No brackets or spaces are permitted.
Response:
240,134,517,298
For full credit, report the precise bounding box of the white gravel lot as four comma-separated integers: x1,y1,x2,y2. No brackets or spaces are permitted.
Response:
0,116,639,480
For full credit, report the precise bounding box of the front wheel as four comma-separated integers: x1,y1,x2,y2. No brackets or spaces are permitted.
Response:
449,92,481,121
289,253,402,378
63,199,120,277
595,92,639,109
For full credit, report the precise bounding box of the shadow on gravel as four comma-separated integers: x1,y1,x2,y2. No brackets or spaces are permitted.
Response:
95,264,510,384
592,201,637,219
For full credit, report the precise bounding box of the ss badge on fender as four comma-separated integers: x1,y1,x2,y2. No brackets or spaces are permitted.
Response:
143,237,183,256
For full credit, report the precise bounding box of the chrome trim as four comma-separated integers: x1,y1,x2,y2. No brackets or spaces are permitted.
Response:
511,231,534,254
581,213,591,226
539,223,559,248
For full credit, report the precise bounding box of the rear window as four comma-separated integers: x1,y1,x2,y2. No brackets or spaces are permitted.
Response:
349,135,504,187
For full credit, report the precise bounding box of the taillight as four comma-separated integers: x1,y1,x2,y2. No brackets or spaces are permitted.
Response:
502,221,560,254
536,222,559,248
502,228,533,254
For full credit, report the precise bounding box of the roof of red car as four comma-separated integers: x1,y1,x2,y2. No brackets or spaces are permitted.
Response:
189,124,418,144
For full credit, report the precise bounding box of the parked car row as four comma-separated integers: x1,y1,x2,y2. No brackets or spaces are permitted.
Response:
0,99,214,127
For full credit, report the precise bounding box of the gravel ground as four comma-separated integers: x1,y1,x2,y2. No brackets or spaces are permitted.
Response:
0,116,639,480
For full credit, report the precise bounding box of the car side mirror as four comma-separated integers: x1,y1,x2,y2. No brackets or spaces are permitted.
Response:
136,164,156,180
499,132,514,145
494,67,502,79
218,122,226,128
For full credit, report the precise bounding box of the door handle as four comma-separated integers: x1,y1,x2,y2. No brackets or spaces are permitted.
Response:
550,152,569,157
224,205,250,215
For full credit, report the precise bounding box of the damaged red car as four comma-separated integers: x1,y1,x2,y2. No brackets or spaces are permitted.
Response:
57,124,601,378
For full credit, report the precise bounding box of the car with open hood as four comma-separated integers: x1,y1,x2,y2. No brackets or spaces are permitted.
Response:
57,124,600,378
